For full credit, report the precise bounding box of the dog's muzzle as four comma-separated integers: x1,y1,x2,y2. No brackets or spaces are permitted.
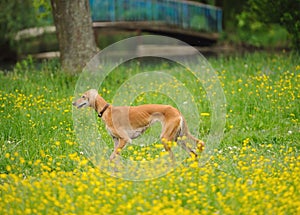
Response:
73,101,88,109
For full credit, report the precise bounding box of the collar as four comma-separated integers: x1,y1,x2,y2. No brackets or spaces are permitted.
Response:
98,103,110,118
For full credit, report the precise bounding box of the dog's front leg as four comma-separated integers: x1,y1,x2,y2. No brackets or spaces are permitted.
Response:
110,137,119,161
113,137,119,148
110,138,128,161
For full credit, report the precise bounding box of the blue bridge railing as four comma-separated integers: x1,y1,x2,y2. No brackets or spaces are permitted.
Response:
89,0,222,33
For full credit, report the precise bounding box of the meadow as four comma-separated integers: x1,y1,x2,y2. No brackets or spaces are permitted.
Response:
0,52,299,214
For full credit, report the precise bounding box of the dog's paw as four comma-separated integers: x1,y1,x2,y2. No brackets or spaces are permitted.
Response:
197,140,205,152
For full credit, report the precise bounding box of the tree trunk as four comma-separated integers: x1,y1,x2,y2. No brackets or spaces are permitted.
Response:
50,0,98,74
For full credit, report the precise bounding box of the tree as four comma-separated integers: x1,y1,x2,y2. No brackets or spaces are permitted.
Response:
0,0,50,61
241,0,300,51
50,0,98,74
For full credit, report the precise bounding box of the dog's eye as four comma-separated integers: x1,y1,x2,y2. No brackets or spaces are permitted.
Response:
82,95,85,99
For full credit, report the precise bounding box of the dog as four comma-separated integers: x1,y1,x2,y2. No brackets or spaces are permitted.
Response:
72,89,204,162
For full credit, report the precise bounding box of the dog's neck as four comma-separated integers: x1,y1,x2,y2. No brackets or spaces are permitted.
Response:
94,95,110,117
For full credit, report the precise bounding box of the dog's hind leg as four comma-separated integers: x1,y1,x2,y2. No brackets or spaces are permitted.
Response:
187,133,205,152
160,117,182,162
161,137,175,162
177,138,198,158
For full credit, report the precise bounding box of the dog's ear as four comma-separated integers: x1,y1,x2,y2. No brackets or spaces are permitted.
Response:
86,89,99,107
88,89,98,98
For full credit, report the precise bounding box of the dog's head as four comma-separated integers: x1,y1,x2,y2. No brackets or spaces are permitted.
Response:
72,89,98,109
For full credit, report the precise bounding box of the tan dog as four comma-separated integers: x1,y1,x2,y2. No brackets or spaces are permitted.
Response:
72,89,204,161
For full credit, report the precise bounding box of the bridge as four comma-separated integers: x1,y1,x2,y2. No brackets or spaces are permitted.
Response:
15,0,223,59
90,0,222,46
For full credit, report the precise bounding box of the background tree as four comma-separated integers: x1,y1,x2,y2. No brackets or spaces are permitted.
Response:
0,0,51,61
239,0,300,51
50,0,98,74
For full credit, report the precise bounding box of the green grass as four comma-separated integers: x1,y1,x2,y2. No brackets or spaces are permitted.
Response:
0,52,299,214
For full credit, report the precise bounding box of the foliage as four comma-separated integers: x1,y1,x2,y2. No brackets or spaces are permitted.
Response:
32,0,52,22
0,53,299,214
0,0,52,51
237,0,300,50
235,13,289,48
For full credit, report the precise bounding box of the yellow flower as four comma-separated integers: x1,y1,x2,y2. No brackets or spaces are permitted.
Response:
6,165,12,172
200,112,210,116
